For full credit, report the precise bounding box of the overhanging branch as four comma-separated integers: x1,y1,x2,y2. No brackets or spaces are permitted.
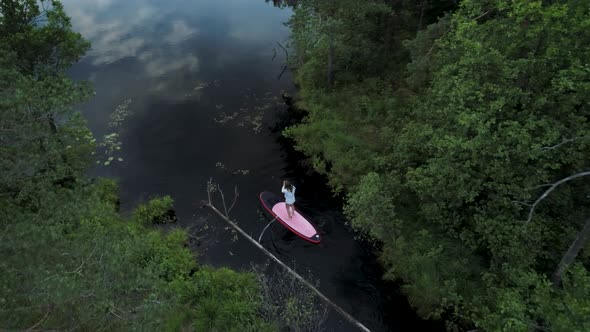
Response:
526,171,590,224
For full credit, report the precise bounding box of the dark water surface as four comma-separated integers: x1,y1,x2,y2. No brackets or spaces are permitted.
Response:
64,1,442,331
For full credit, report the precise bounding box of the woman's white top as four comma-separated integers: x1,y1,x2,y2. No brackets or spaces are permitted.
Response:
281,185,296,204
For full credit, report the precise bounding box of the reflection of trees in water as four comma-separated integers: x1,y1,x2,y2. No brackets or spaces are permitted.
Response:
266,0,298,8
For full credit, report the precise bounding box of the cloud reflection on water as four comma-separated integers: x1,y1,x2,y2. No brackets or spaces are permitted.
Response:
63,0,291,100
63,0,199,79
165,20,199,45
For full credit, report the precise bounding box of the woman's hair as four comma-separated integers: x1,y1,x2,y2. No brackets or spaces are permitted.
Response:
284,180,293,192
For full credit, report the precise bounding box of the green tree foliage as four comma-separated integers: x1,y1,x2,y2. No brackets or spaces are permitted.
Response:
133,195,177,225
288,0,590,330
0,0,90,76
0,176,272,330
0,1,275,330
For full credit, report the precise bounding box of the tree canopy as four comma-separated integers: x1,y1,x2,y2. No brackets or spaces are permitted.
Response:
286,0,590,330
0,1,278,330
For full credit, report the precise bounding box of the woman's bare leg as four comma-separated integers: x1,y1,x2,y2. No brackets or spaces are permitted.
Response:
286,204,292,218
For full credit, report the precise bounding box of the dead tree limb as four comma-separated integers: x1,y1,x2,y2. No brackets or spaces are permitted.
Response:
522,172,590,286
552,217,590,286
228,185,239,214
540,137,579,151
526,171,590,224
276,41,290,80
201,179,371,332
276,41,289,63
277,65,288,80
217,184,228,217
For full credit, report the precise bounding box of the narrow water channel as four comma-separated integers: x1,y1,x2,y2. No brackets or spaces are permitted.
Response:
65,1,443,330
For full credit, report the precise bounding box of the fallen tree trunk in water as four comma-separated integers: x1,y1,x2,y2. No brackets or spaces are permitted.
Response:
201,178,371,332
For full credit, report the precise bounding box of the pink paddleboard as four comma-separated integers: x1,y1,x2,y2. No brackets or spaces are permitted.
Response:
259,191,321,244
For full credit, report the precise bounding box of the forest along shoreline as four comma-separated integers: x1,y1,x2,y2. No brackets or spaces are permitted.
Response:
282,0,590,331
1,1,339,331
273,92,447,331
2,0,589,331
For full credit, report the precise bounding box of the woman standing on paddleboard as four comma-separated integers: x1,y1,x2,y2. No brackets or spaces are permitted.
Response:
281,180,296,218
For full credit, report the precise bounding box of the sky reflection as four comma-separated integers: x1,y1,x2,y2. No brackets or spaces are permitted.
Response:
63,0,293,132
63,0,292,69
